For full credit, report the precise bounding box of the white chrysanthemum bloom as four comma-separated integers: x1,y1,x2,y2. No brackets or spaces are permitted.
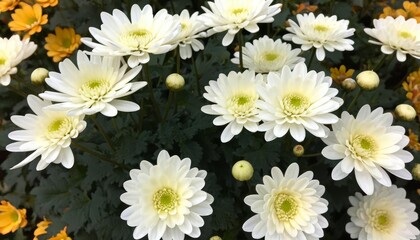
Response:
0,35,37,86
201,0,282,46
201,70,263,143
6,95,86,171
346,184,420,240
283,13,355,61
120,150,214,240
322,104,414,195
257,62,343,142
39,51,146,117
171,10,208,59
231,36,304,73
243,163,329,239
364,16,420,62
82,4,180,67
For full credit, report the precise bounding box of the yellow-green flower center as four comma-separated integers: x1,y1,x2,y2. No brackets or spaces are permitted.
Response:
371,209,391,232
153,187,179,214
314,24,329,32
227,92,257,118
232,8,246,15
264,53,279,62
62,38,72,48
350,134,377,159
0,57,6,66
230,7,249,23
46,117,72,141
282,93,310,116
274,193,299,222
121,29,153,49
79,78,110,101
10,210,19,222
398,31,415,40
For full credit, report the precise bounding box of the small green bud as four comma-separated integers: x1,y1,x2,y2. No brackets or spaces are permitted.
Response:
232,160,254,181
166,73,185,91
31,67,49,85
356,70,379,90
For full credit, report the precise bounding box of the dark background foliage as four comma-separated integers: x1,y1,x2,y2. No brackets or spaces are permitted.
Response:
0,0,419,239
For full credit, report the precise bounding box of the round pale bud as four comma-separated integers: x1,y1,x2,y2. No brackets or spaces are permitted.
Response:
356,70,379,90
232,160,254,181
412,164,420,181
293,144,305,157
210,236,222,240
166,73,185,91
341,78,357,91
395,104,417,121
31,67,49,85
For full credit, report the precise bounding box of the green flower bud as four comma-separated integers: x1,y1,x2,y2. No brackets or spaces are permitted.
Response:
166,73,185,91
232,160,253,181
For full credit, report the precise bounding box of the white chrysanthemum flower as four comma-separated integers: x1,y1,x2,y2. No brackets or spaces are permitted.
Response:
322,104,414,195
0,35,37,86
120,150,214,240
82,4,180,67
243,163,329,239
231,36,304,73
6,95,86,171
171,10,208,59
201,0,281,46
201,70,263,143
39,51,146,117
364,16,420,62
257,62,343,142
283,13,355,61
346,184,420,240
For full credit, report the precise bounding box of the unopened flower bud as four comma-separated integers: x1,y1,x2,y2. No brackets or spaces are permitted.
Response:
395,104,417,121
210,236,222,240
31,68,49,85
412,164,420,181
341,78,357,91
356,70,379,90
166,73,185,91
293,144,305,157
232,160,254,181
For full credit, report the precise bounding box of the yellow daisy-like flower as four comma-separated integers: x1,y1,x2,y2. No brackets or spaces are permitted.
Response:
48,226,71,240
0,0,19,12
45,27,81,62
8,3,48,39
408,129,420,151
0,200,28,235
330,65,355,85
379,6,398,19
292,2,318,15
33,218,52,240
396,1,420,23
36,0,58,8
403,68,420,100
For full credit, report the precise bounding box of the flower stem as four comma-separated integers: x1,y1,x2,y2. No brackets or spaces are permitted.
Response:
163,91,174,121
72,141,129,170
91,115,115,152
300,152,322,158
237,31,244,71
192,55,201,95
307,48,316,68
144,63,163,121
373,54,388,71
347,88,362,112
176,47,181,74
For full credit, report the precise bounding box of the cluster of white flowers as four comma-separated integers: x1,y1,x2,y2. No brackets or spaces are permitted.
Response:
201,62,343,143
3,1,420,240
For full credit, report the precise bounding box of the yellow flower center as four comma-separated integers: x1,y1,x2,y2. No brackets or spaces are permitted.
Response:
229,7,249,23
264,53,279,62
398,31,415,40
0,57,6,66
62,38,72,48
120,29,153,49
153,187,179,214
79,78,110,101
371,209,392,232
282,93,310,116
314,24,329,32
46,117,72,141
227,92,257,118
274,193,299,222
349,134,377,160
10,210,19,222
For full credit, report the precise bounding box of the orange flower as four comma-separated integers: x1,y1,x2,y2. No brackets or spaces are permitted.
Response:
408,129,420,151
45,27,81,62
0,200,28,235
330,65,355,85
379,6,398,18
380,1,420,22
8,3,48,39
0,0,19,12
292,2,318,15
33,218,52,240
48,226,71,240
403,68,420,100
36,0,58,8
